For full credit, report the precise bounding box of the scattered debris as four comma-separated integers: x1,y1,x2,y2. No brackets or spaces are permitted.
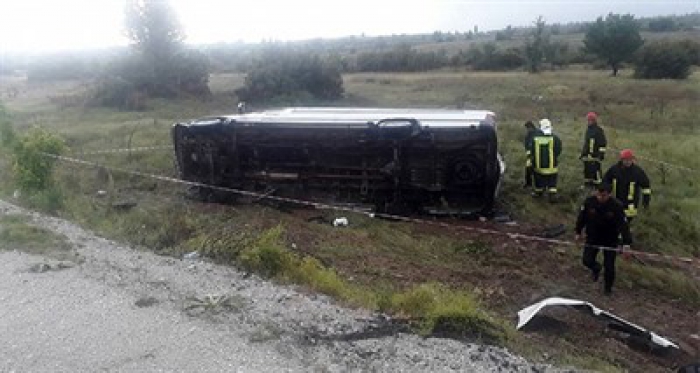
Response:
333,217,349,227
28,261,76,273
96,190,107,198
182,251,200,260
12,190,20,199
517,297,679,350
184,294,245,315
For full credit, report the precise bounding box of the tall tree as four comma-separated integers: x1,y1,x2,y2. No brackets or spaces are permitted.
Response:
525,16,549,73
120,0,209,99
124,0,184,62
584,13,644,76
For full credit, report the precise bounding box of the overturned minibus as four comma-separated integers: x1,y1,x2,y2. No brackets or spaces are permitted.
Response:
172,107,503,215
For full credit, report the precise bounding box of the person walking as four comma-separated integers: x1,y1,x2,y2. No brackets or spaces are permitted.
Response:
602,149,651,223
575,183,632,295
530,119,562,201
523,120,543,188
580,112,607,187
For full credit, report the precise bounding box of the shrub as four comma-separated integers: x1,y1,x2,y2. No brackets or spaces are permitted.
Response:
390,283,510,343
467,43,526,71
634,41,693,79
90,76,146,111
355,44,449,72
236,49,343,103
12,128,66,192
239,225,295,277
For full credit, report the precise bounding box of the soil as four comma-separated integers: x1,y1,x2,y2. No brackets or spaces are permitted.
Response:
287,207,700,372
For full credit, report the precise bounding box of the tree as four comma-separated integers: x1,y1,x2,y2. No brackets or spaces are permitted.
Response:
121,0,209,99
634,41,692,80
648,17,677,32
124,0,184,62
584,13,644,76
525,16,549,73
544,41,570,70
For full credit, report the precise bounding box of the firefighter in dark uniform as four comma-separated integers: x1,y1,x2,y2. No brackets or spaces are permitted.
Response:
602,149,651,223
580,112,607,187
575,183,632,295
530,119,562,201
523,120,543,188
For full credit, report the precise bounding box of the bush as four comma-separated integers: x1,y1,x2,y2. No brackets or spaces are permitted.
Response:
94,50,211,110
12,128,66,192
389,283,510,342
634,41,693,80
355,44,448,72
236,49,343,103
467,43,526,71
239,225,295,277
90,77,146,111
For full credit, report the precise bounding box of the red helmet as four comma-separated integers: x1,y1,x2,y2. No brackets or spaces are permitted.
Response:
620,149,634,160
586,112,597,121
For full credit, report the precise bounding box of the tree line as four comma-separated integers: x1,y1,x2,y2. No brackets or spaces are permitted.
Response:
5,2,699,107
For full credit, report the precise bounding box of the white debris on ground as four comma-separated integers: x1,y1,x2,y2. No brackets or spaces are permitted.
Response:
0,200,576,372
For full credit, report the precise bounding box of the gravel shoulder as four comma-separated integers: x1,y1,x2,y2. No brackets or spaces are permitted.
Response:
0,200,561,372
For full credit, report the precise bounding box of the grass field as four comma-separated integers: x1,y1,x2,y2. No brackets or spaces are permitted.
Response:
1,66,699,371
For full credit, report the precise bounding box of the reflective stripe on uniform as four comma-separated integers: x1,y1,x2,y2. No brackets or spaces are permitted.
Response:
612,179,617,196
628,182,636,201
642,188,651,195
534,137,557,174
625,204,638,217
589,138,594,154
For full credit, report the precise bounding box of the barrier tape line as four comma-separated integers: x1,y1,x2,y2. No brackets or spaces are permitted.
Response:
43,152,700,269
72,145,174,156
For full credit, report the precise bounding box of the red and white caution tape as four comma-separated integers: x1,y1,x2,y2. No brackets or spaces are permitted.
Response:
43,152,700,270
71,145,173,156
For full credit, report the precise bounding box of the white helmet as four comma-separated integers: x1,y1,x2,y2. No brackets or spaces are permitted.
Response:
539,118,552,135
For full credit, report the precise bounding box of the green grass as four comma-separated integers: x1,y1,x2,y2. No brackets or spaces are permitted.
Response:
389,282,512,343
0,214,75,260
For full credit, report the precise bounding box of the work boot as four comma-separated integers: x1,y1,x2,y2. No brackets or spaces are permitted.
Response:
603,287,612,296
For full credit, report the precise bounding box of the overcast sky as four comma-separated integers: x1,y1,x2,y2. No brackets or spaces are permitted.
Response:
0,0,698,53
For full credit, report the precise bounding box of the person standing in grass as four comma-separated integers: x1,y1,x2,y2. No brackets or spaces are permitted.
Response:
580,112,607,187
522,120,543,188
530,119,562,202
602,149,651,223
575,183,632,295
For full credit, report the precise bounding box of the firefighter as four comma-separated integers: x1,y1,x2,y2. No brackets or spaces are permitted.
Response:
575,183,632,295
523,120,543,188
580,112,607,187
602,149,651,222
530,119,562,201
